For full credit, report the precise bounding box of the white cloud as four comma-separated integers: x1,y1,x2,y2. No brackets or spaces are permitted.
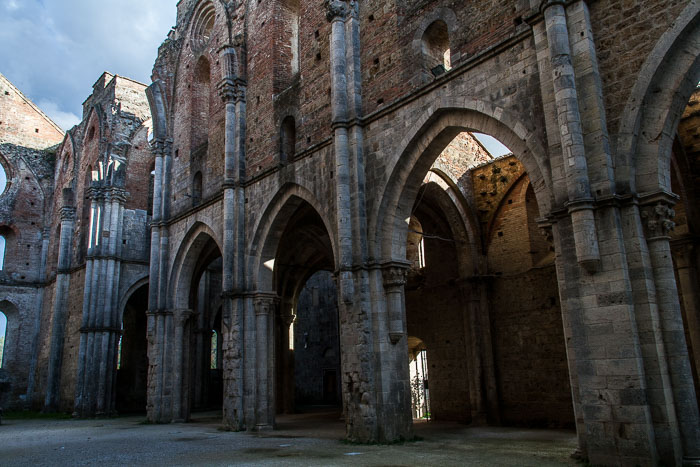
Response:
36,99,81,131
0,0,176,125
3,0,19,11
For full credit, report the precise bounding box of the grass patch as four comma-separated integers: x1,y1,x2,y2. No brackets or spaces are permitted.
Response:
2,411,72,420
339,435,423,446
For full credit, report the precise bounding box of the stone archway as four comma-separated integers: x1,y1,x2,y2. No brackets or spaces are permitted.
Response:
115,282,149,414
248,184,339,430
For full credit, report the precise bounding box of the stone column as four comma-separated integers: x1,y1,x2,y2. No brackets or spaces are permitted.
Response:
74,192,99,415
541,0,600,272
44,194,75,411
254,295,276,430
458,277,499,425
279,302,295,414
380,263,414,441
218,43,248,431
146,138,164,421
641,200,700,463
73,176,128,417
25,226,50,407
171,308,192,422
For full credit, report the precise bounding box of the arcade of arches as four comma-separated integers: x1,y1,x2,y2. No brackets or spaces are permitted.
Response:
3,2,700,466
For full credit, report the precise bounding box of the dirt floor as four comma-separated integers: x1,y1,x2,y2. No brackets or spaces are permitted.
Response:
0,409,580,466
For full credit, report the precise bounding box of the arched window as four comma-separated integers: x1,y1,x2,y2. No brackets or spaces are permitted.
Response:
280,116,296,163
0,162,6,196
274,0,300,91
0,235,5,271
147,162,155,216
191,1,216,52
422,20,450,76
192,171,203,206
210,330,218,369
0,311,5,368
79,166,92,263
191,57,211,155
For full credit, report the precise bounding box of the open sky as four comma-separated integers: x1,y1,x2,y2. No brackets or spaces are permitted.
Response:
0,0,511,156
0,0,177,131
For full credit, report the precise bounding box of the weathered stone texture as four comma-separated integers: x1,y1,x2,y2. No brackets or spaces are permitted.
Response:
3,1,700,465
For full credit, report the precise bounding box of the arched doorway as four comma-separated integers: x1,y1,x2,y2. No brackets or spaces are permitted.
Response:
163,225,224,422
116,283,149,413
272,201,339,419
251,189,340,429
186,236,224,416
375,108,573,431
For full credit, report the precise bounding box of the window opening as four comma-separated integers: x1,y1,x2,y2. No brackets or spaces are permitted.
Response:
418,236,426,269
0,163,6,195
211,330,218,369
0,311,5,368
0,235,5,271
117,335,123,370
410,348,430,420
422,20,450,76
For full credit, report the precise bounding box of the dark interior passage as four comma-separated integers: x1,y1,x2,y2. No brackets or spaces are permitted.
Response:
116,284,149,414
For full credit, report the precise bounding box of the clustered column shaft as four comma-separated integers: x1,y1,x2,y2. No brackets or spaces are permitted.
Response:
74,177,128,417
218,43,249,430
44,194,75,411
542,1,600,272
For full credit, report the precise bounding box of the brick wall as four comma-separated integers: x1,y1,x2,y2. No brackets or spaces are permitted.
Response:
0,74,64,149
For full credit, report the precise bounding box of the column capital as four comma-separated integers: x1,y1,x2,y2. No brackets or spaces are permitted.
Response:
537,218,554,245
324,0,348,22
381,261,411,289
60,206,76,221
641,202,676,241
254,293,279,316
218,78,246,104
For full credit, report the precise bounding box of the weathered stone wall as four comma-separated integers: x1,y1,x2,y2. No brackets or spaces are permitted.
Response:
58,267,86,411
0,286,42,409
293,270,341,405
589,0,689,135
490,266,573,428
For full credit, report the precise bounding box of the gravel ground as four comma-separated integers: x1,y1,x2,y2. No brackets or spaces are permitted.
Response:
0,410,579,466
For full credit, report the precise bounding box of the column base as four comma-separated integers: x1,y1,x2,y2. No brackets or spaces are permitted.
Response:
255,423,274,431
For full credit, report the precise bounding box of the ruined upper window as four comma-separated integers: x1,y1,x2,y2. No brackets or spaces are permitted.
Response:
87,126,96,141
0,162,6,196
192,1,216,52
422,20,451,76
0,311,5,368
282,0,300,76
210,330,218,369
0,235,5,271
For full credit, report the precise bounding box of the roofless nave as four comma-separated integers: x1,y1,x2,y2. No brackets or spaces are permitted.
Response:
1,1,700,465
